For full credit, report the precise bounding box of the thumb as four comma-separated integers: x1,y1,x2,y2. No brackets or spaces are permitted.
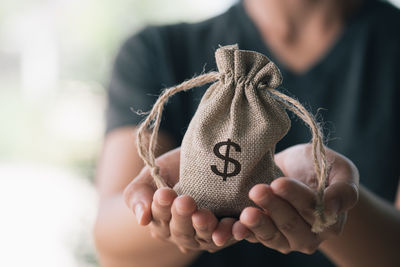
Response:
324,181,359,217
324,154,359,217
123,168,156,226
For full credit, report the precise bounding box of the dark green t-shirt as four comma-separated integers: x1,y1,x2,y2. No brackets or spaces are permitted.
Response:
106,1,400,266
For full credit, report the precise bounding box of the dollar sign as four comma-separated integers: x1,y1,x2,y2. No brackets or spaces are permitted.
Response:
211,139,242,181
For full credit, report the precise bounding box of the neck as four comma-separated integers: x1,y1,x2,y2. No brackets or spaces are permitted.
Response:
244,0,361,43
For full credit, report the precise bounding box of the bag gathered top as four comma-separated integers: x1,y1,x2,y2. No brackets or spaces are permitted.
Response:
136,45,335,233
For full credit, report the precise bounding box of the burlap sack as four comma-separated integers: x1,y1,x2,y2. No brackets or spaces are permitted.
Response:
136,45,335,233
173,45,290,217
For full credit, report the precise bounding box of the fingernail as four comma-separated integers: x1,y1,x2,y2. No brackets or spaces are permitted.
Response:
234,236,243,241
176,206,186,216
176,197,188,216
214,237,224,247
135,203,144,224
218,238,227,247
158,197,171,206
234,233,245,241
194,222,207,231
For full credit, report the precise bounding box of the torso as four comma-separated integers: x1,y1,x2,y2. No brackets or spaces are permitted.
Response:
110,1,400,265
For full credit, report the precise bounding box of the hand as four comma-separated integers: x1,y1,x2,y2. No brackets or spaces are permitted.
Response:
123,147,237,253
233,144,359,254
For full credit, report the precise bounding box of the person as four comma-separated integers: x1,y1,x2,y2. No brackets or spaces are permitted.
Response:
94,0,400,266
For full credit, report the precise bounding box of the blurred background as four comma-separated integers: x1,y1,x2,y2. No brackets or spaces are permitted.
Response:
0,0,399,266
0,0,237,266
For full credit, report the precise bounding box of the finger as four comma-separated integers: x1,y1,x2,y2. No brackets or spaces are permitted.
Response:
212,217,236,247
250,184,320,253
152,187,178,221
270,177,316,225
232,221,258,242
154,147,181,186
240,207,289,250
192,209,218,243
325,152,359,216
245,233,260,243
150,188,178,238
170,195,199,248
328,152,360,186
324,181,358,218
232,221,251,241
123,172,155,225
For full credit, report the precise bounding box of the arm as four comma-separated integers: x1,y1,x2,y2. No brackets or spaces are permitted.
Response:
93,127,198,267
320,183,400,267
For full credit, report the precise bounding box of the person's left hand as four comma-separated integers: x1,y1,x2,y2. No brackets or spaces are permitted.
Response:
232,144,359,254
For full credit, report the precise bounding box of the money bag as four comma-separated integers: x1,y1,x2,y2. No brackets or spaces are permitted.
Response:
173,45,290,217
137,45,333,233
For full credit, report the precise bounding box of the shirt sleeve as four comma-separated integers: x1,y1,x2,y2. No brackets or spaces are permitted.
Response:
105,27,163,135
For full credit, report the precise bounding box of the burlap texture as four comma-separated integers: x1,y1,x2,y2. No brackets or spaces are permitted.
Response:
173,45,291,217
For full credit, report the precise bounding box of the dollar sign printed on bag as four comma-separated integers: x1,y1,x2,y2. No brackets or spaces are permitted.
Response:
211,139,242,181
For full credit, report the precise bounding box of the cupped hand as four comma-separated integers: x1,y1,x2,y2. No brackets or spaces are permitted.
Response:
233,144,359,254
123,147,237,253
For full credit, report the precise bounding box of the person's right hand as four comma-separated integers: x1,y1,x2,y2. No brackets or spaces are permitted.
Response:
123,147,240,253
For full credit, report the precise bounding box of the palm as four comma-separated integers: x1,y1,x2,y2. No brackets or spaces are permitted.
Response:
274,144,357,192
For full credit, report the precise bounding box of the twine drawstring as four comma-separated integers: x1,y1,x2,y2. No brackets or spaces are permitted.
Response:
136,72,220,188
268,88,335,233
136,72,334,232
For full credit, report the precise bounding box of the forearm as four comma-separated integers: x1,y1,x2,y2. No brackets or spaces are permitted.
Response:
320,184,400,267
94,193,199,267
